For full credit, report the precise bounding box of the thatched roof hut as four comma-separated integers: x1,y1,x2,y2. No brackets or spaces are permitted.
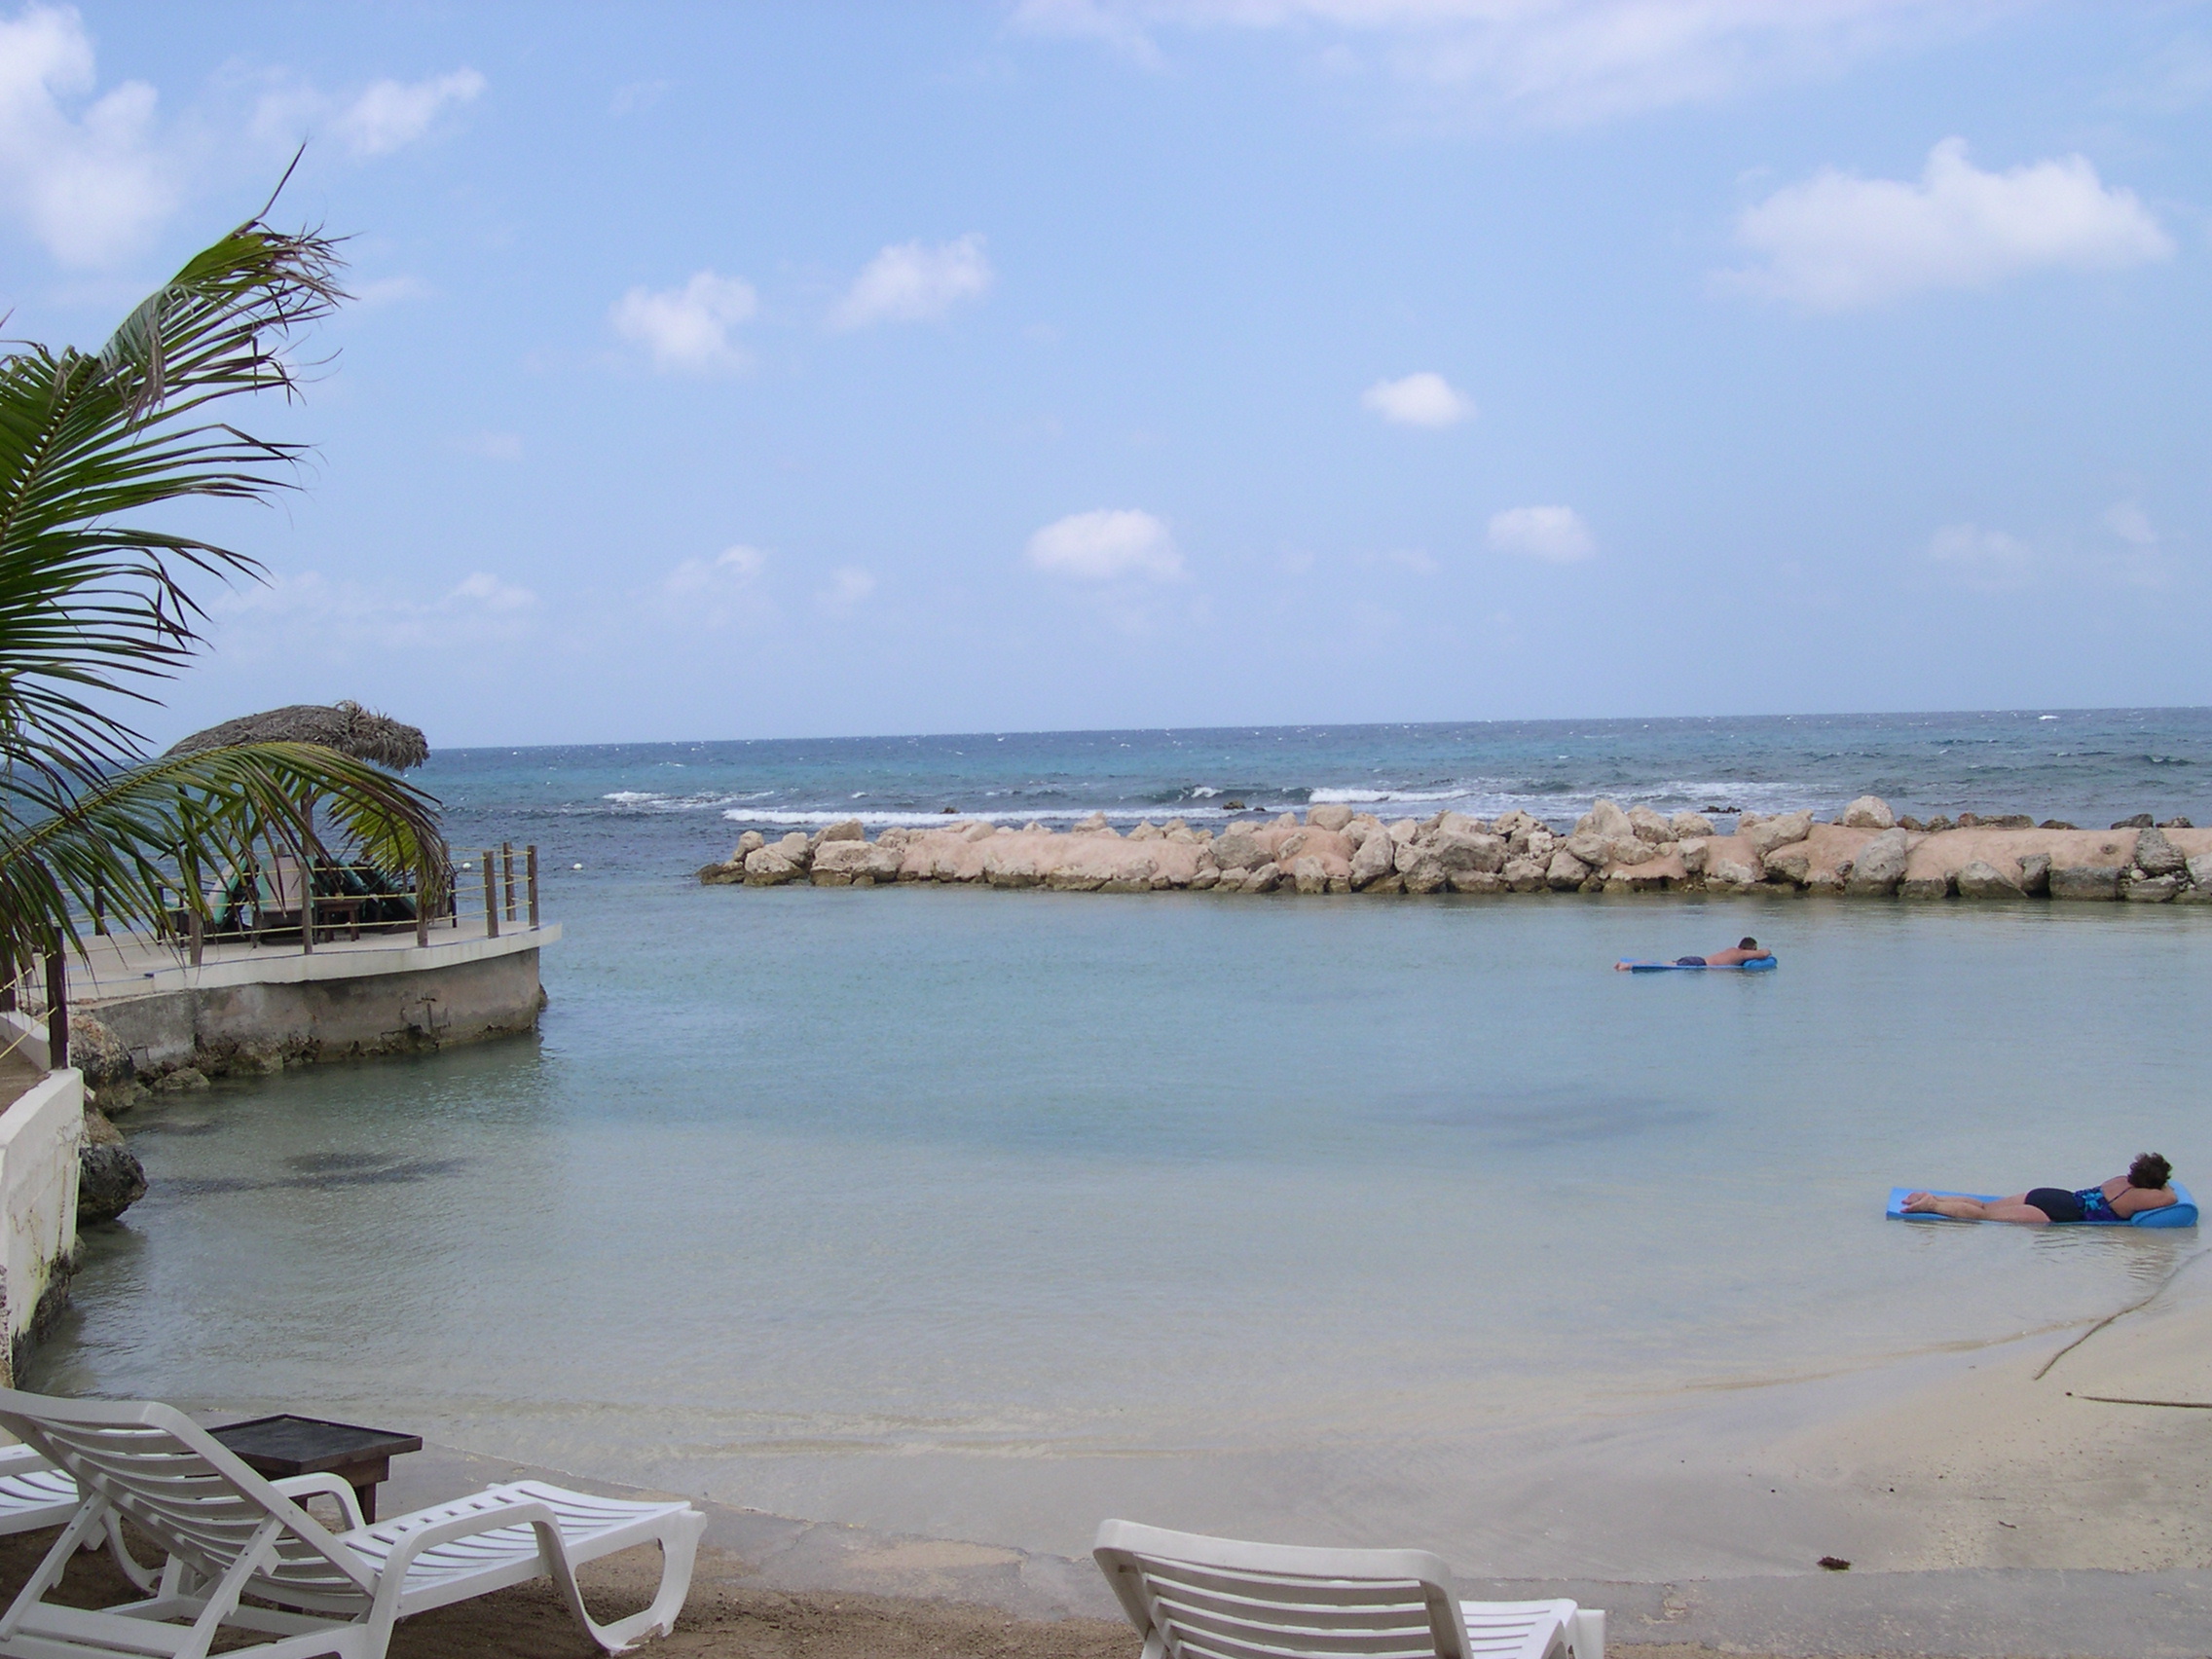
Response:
164,700,429,771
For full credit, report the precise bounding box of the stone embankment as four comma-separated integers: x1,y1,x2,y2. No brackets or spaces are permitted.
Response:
697,795,2212,903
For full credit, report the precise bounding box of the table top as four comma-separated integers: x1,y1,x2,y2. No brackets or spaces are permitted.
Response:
209,1414,423,1475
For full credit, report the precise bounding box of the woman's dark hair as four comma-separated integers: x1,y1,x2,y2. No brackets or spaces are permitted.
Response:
2129,1153,2172,1191
1738,938,1758,950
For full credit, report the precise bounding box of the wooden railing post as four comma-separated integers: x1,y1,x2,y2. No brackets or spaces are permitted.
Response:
299,864,313,955
502,842,516,923
483,851,498,940
188,904,203,968
44,949,65,1071
416,866,431,947
527,845,539,929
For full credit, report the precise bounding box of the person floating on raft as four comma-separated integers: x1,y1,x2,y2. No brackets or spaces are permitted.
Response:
1902,1154,2179,1225
1615,937,1772,971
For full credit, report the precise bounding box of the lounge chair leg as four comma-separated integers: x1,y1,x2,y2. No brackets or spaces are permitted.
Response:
553,1512,706,1652
1571,1608,1604,1659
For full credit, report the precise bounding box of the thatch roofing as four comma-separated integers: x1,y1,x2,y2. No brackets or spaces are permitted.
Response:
164,700,429,771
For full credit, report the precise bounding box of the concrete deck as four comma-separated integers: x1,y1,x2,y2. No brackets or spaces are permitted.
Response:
60,916,560,1011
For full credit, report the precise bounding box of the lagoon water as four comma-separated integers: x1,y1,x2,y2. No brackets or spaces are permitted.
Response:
30,711,2212,1571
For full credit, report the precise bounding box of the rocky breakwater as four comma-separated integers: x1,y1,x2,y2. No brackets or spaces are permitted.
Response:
698,796,2212,905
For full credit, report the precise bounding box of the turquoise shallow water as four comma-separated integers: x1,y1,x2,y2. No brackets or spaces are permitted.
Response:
35,872,2212,1559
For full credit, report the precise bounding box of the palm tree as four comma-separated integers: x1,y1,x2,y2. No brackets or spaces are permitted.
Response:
0,198,445,981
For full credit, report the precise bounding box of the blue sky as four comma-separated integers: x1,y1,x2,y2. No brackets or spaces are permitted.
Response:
4,2,2209,747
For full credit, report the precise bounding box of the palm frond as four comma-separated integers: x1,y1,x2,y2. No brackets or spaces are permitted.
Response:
0,743,443,963
0,215,347,790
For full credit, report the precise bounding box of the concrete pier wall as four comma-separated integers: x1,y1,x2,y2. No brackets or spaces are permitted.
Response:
0,1066,81,1383
65,923,558,1085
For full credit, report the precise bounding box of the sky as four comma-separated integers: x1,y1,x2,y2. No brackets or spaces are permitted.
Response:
3,1,2210,748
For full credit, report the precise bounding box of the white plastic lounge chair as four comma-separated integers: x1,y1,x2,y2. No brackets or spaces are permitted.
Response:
0,1389,705,1658
1093,1520,1603,1659
0,1444,80,1537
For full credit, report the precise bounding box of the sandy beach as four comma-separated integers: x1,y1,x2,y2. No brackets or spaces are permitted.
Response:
7,1252,2202,1659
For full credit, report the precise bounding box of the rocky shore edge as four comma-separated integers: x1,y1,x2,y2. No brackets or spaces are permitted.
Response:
699,795,2212,903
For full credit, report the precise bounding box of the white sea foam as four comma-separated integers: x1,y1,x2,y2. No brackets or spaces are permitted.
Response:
602,791,665,804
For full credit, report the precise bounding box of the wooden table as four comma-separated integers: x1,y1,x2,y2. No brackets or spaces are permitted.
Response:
309,897,365,942
209,1415,423,1523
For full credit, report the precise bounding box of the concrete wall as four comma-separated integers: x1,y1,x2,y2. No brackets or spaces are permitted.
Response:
0,1067,81,1384
86,946,545,1079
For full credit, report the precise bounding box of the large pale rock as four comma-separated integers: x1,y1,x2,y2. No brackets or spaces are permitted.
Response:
2133,826,2187,876
1899,872,1954,901
1574,799,1634,840
1291,856,1329,895
1071,811,1108,831
810,841,878,882
697,861,744,885
1449,870,1506,894
744,848,804,886
2122,873,2182,903
1431,831,1507,876
1706,853,1763,889
1626,805,1676,845
2018,853,2051,896
813,819,866,846
1955,860,2021,900
1276,828,1354,866
1746,810,1814,860
1308,804,1355,831
1669,812,1714,839
1398,850,1449,894
1763,843,1813,885
733,830,765,859
1127,821,1162,841
1243,862,1281,894
775,831,812,867
2049,866,2121,902
1387,819,1420,844
1844,829,1910,896
2189,853,2212,890
1501,855,1547,893
1214,829,1267,870
1604,858,1678,892
1677,838,1710,875
1840,795,1896,830
1349,831,1397,890
1545,850,1591,891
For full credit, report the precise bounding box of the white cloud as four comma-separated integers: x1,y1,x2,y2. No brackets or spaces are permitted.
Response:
830,235,994,330
1725,138,2172,312
1361,371,1474,427
1011,1,1986,127
819,567,877,610
657,544,774,629
213,570,536,654
1025,509,1184,581
455,431,523,461
252,67,484,161
609,272,758,373
2103,501,2157,548
0,3,174,266
331,69,484,157
1487,505,1594,563
1926,522,2033,592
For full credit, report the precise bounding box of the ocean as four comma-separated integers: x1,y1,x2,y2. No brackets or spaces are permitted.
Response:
30,708,2212,1576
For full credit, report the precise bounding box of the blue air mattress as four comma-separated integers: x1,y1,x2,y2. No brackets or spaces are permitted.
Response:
1616,956,1778,973
1886,1184,2197,1229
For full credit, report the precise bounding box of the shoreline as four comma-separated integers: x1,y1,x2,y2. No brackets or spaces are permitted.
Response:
699,795,2212,903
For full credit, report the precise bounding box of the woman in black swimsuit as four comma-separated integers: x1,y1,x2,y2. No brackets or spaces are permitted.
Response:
1902,1154,2177,1225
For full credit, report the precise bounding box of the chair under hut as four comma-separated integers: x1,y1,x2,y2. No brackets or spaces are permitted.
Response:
164,701,440,943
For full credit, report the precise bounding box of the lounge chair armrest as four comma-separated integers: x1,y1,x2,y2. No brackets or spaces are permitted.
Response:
271,1473,365,1531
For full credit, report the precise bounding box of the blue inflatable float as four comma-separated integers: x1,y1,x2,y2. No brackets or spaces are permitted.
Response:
1616,956,1778,973
1886,1184,2197,1229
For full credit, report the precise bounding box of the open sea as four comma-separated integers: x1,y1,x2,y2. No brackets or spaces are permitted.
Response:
30,709,2212,1575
